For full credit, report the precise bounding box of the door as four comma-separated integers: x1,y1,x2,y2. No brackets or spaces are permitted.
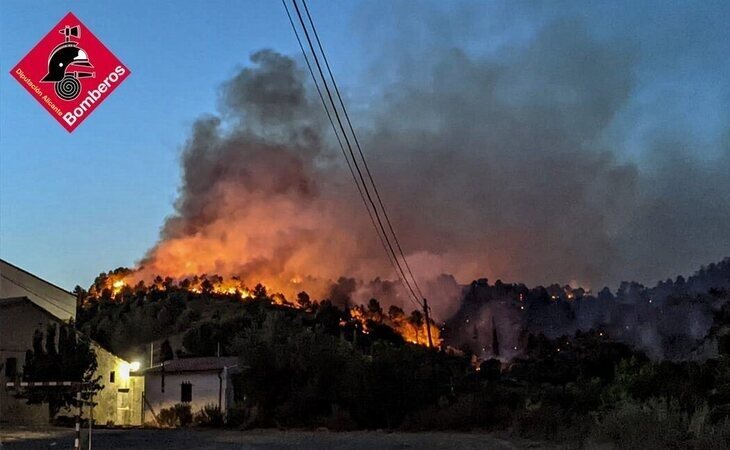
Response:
116,389,131,426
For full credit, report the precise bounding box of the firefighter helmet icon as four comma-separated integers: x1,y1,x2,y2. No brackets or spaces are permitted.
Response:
40,25,94,101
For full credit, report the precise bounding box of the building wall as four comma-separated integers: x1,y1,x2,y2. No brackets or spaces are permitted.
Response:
0,299,142,426
143,371,233,424
0,299,57,425
61,344,143,426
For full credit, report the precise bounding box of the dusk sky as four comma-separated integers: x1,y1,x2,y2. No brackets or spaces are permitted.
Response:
1,0,728,292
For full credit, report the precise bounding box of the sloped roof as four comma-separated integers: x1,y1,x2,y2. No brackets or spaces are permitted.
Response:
0,259,76,321
0,296,65,318
145,357,241,374
0,295,130,366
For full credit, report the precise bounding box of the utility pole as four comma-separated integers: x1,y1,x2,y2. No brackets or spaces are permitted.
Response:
74,391,82,450
423,298,434,349
88,394,93,450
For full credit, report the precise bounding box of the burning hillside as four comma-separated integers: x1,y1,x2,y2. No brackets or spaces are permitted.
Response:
86,270,441,347
101,19,730,348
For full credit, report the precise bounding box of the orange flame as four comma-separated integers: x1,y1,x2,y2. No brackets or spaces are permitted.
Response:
92,272,438,347
348,304,441,347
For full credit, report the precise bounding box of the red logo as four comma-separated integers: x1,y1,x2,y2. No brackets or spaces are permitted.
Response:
10,12,130,132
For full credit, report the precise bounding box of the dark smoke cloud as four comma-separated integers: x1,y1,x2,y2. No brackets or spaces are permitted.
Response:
138,7,729,322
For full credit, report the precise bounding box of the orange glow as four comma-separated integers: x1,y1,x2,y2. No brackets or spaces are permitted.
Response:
111,279,126,295
348,305,442,347
99,275,253,299
90,271,437,348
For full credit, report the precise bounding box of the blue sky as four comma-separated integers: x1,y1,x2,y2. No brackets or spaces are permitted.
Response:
1,0,728,290
0,0,364,289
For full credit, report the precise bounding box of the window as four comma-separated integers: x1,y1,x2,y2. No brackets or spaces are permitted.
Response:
181,382,192,403
109,371,115,383
5,358,17,378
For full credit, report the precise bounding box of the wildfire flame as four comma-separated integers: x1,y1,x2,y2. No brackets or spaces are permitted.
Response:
90,271,440,348
111,279,126,296
99,274,254,300
348,303,441,347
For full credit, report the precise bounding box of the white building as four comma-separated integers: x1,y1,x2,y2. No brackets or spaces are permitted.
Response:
143,357,240,424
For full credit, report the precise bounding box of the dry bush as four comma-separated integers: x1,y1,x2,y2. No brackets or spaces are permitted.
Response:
194,404,224,427
157,403,193,428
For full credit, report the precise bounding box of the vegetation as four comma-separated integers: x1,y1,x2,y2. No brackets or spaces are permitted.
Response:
193,404,225,427
17,323,102,416
158,403,193,428
71,259,730,447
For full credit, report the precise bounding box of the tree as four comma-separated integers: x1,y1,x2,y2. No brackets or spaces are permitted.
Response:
367,298,384,323
598,287,614,301
253,283,268,300
409,310,424,344
161,339,174,362
19,323,102,417
296,291,311,309
388,305,405,322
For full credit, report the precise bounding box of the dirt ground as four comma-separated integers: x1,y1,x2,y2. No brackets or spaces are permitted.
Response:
0,427,554,450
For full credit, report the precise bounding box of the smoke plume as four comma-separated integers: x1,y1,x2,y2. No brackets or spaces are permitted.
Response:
135,8,730,320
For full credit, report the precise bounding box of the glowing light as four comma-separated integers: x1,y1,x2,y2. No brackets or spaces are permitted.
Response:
112,279,126,295
119,362,131,380
129,361,141,372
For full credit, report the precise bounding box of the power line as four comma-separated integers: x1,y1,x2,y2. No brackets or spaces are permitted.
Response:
300,0,426,302
286,0,423,308
1,275,77,319
284,0,420,309
282,0,400,278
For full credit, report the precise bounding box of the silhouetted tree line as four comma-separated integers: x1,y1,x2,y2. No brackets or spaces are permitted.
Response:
446,257,730,360
69,259,730,447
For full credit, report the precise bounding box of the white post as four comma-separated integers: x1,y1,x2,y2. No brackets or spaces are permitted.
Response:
74,391,82,450
88,394,93,450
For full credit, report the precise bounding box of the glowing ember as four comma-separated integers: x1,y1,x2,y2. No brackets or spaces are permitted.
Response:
111,280,125,294
88,271,438,348
348,304,442,347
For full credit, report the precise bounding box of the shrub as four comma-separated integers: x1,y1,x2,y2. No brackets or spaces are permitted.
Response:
194,404,225,427
401,395,477,431
588,399,691,450
225,402,248,428
513,402,589,443
692,418,730,450
158,403,193,428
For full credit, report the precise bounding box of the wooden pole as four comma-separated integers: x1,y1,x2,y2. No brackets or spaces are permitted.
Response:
423,298,434,349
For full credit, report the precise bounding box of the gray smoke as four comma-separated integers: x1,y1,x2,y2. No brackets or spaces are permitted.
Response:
137,5,730,322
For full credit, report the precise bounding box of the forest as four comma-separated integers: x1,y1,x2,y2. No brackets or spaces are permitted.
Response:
60,258,730,448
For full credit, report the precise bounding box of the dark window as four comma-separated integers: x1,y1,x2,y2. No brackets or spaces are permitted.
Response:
5,358,17,378
109,371,115,383
181,382,192,403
